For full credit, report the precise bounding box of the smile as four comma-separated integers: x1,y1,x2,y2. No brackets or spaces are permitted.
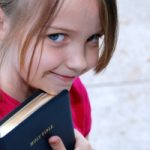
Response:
50,71,76,82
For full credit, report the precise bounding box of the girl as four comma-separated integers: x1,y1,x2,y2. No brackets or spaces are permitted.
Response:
0,0,118,149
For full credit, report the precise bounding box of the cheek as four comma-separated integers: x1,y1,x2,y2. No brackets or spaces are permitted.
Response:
28,42,64,80
39,44,63,69
87,50,99,69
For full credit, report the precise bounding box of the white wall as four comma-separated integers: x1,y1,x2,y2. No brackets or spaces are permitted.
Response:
81,0,150,149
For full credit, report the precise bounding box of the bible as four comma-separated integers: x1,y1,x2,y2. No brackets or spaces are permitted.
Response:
0,90,75,150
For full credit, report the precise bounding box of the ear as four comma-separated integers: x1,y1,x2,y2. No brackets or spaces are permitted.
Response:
0,7,9,40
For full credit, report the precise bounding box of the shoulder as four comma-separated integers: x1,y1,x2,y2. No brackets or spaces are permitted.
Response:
69,77,91,137
70,77,89,102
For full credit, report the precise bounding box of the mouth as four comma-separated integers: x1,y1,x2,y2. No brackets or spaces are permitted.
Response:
50,71,76,82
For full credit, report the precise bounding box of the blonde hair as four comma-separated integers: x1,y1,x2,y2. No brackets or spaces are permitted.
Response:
0,0,62,80
0,0,118,77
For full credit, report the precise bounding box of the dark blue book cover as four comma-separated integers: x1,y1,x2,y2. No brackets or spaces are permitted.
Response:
0,90,75,150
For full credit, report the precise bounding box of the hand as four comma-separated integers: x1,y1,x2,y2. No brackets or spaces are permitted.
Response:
74,129,93,150
48,129,93,150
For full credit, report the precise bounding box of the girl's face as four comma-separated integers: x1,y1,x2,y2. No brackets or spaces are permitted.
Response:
11,0,101,95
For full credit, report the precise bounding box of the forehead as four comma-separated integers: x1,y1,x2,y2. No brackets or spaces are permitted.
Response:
51,0,101,34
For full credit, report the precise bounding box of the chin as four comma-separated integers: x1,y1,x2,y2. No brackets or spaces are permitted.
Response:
43,86,71,96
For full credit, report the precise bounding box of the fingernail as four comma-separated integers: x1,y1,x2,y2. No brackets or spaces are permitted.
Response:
49,136,59,145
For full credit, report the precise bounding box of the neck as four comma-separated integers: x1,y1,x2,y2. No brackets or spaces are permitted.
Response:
0,63,35,102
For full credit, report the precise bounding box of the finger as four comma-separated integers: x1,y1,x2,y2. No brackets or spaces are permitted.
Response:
48,136,66,150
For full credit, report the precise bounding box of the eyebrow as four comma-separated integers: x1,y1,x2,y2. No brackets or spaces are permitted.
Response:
48,25,103,35
48,26,77,33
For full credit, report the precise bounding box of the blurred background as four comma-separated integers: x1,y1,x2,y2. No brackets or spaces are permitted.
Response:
81,0,150,149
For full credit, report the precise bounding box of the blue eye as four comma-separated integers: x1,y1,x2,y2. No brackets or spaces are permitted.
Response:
88,34,100,43
48,33,65,42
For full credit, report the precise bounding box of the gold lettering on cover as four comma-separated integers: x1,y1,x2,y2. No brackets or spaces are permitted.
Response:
30,124,54,147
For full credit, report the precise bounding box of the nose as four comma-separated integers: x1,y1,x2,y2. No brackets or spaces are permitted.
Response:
66,48,88,73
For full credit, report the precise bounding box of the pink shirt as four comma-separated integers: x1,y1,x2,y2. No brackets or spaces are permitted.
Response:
0,78,91,137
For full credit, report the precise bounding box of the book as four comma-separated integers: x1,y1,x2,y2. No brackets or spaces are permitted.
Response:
0,90,75,150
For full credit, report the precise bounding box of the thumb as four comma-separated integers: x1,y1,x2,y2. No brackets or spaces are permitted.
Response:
48,136,66,150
